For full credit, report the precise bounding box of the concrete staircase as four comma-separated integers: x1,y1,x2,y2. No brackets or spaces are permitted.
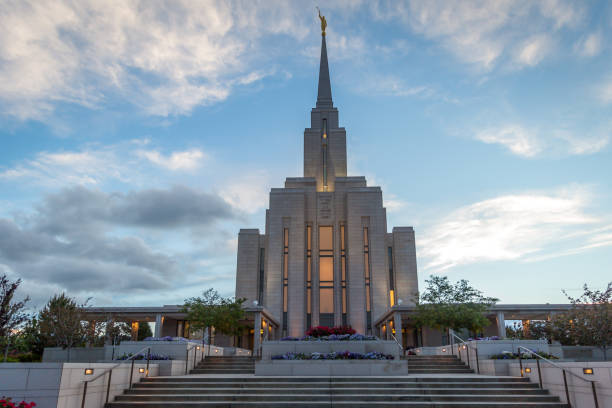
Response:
189,356,255,375
107,375,568,407
406,355,474,374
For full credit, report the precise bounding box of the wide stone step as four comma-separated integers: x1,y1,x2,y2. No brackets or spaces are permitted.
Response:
409,370,474,374
141,376,531,383
115,394,562,403
126,387,548,395
190,370,255,374
133,381,539,389
107,401,567,408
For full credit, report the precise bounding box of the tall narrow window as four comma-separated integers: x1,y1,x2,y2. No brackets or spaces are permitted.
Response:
306,225,312,329
258,248,265,304
364,227,372,334
388,247,395,307
322,118,328,191
340,224,348,325
282,228,289,336
319,226,334,326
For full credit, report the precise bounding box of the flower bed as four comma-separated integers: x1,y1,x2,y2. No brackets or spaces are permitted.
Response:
117,352,172,360
0,399,35,408
142,336,190,342
280,333,377,341
272,351,394,360
490,351,558,360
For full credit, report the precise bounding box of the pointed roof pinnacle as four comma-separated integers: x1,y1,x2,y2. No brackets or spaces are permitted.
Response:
316,29,333,108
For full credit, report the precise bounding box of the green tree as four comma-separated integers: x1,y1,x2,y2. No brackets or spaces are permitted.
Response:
413,276,498,341
137,322,153,341
13,316,45,361
38,293,89,359
1,274,30,361
560,282,611,360
183,289,246,353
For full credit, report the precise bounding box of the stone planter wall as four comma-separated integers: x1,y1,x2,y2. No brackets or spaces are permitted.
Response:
255,360,407,376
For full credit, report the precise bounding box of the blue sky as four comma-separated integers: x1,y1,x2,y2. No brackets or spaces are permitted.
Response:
0,1,611,310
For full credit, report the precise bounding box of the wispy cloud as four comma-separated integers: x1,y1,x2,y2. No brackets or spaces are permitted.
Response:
138,149,206,171
597,77,612,105
474,125,609,157
219,171,271,214
574,32,603,57
0,1,309,121
372,0,583,70
476,126,542,157
419,185,607,271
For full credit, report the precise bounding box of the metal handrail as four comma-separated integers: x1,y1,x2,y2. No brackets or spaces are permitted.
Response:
81,346,151,408
517,346,599,408
450,333,480,374
390,334,404,356
185,342,201,374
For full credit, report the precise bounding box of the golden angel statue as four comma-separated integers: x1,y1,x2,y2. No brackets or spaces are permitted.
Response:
317,7,327,35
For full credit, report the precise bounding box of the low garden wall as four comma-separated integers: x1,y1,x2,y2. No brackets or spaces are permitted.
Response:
256,360,407,376
105,340,217,361
0,362,158,408
261,340,400,360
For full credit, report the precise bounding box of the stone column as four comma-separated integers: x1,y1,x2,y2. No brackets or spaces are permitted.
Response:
496,312,506,338
253,312,262,357
393,312,403,349
154,314,163,337
130,321,139,341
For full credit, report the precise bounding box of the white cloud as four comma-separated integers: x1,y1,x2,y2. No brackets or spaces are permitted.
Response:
514,35,553,67
574,32,603,57
475,125,609,157
476,126,542,157
0,0,309,120
220,171,271,214
0,149,130,186
138,149,206,171
419,186,605,271
372,0,583,70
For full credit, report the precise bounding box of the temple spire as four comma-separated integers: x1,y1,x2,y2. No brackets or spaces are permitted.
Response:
316,12,333,108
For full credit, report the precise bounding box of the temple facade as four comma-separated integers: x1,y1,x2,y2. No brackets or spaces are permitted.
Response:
235,31,419,337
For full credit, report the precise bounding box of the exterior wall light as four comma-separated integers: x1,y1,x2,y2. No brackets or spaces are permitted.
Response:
442,348,447,352
462,345,467,350
139,368,145,373
525,367,531,373
214,349,219,353
583,368,594,375
196,346,201,351
84,368,94,375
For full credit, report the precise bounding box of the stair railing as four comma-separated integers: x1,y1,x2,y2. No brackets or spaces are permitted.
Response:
80,346,150,408
450,333,480,374
390,334,404,357
517,346,599,408
185,343,199,374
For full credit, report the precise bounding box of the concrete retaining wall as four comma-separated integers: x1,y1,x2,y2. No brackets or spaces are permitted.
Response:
0,362,158,408
261,340,400,360
508,361,612,408
42,347,106,363
255,360,407,376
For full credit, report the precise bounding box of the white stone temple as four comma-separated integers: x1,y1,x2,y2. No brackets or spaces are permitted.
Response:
235,29,418,338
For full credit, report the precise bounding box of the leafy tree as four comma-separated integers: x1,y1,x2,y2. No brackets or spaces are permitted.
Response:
137,322,153,341
38,293,89,359
183,289,246,353
13,315,45,360
560,282,611,360
413,276,498,341
105,321,131,345
1,274,30,361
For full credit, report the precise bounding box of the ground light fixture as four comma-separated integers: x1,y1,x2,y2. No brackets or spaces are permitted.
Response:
583,368,594,375
196,346,201,350
84,368,94,375
139,368,145,373
442,348,446,352
525,367,532,373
